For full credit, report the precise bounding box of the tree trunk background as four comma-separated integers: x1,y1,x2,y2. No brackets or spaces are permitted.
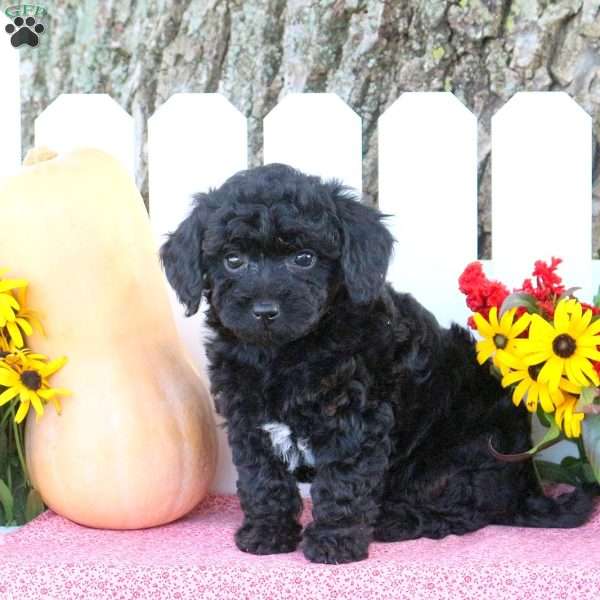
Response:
18,0,600,258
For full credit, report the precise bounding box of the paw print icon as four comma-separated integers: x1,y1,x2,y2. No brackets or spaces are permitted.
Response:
5,16,45,48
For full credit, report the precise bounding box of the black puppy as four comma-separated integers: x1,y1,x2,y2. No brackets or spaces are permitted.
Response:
161,164,593,564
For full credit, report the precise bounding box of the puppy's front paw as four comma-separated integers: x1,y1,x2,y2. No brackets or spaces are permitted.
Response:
235,519,301,555
301,522,370,564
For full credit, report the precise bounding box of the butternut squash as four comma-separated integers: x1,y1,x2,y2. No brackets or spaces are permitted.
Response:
0,147,217,529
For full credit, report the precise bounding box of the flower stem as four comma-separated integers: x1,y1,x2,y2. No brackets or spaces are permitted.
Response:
0,405,12,428
10,401,30,487
576,436,587,462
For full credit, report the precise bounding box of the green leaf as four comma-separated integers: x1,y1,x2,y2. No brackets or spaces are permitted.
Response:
11,477,28,525
0,477,14,525
560,456,580,469
582,415,600,484
534,460,579,485
558,456,597,485
499,292,540,317
537,406,553,428
489,419,562,462
533,454,599,487
24,488,45,522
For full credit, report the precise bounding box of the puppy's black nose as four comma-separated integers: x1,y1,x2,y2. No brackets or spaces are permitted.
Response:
252,301,280,321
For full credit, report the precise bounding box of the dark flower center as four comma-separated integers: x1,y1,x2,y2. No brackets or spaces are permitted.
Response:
493,334,508,349
21,370,42,391
528,364,543,381
552,334,576,358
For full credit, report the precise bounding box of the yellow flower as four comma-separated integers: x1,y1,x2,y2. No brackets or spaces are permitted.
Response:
554,395,584,439
0,268,28,328
0,350,70,423
5,286,45,348
501,361,580,413
0,329,15,353
473,306,530,373
515,299,600,391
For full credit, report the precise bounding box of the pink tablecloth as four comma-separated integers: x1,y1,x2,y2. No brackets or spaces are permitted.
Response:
0,495,599,600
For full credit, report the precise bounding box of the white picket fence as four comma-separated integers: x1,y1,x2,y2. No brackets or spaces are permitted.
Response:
1,39,598,494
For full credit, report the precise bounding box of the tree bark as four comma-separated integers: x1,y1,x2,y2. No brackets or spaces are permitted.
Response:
18,0,600,258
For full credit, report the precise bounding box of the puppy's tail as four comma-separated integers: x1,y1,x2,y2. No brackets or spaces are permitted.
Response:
495,486,595,529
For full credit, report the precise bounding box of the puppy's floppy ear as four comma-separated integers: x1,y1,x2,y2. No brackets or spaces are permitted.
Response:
331,184,394,304
160,193,211,317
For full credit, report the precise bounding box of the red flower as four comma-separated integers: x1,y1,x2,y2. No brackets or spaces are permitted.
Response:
517,257,564,319
458,262,509,328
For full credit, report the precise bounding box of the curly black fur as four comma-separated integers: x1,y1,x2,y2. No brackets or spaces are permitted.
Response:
161,163,594,564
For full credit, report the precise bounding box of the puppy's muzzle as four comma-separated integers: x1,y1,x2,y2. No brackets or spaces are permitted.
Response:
252,301,280,321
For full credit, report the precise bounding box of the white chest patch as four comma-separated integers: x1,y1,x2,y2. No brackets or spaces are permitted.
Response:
261,422,315,472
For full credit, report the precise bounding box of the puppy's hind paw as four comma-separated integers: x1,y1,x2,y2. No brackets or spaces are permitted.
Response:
301,522,370,564
235,519,301,555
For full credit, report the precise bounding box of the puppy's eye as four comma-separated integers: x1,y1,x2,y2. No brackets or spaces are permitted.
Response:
293,250,316,268
224,253,247,272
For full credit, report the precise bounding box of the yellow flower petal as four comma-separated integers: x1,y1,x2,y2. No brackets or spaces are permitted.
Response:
15,317,33,337
473,312,494,338
523,351,552,366
554,300,570,333
30,391,44,417
525,384,539,412
0,368,19,387
513,378,530,407
488,306,499,329
38,387,71,399
538,356,563,391
576,334,600,348
0,279,27,293
50,397,63,414
14,398,30,423
564,358,583,387
538,386,555,413
585,319,600,336
496,348,522,370
576,346,600,361
559,378,581,395
571,414,584,438
40,356,67,377
550,386,565,407
0,386,19,405
573,355,599,386
509,313,531,338
573,307,592,337
6,320,23,348
529,315,555,342
502,370,527,387
0,294,19,311
499,308,516,335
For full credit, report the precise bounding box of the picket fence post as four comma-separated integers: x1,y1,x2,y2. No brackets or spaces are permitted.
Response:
491,92,593,297
34,94,135,176
379,92,478,328
264,93,362,191
148,93,248,495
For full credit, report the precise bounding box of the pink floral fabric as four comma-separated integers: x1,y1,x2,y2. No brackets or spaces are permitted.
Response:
1,495,599,599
